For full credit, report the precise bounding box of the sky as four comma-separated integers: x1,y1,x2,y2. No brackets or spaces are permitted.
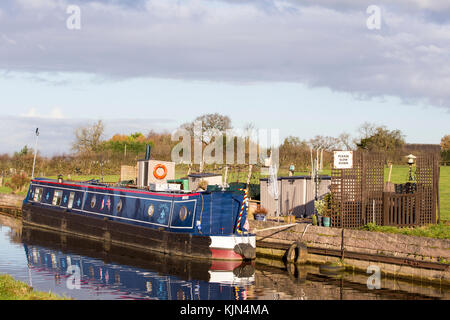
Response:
1,0,449,156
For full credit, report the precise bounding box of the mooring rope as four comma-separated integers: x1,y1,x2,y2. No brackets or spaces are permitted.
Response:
300,223,312,240
253,223,297,234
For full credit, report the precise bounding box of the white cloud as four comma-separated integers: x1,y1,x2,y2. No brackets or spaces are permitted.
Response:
15,0,62,10
20,107,39,118
1,0,450,110
49,107,64,119
2,34,17,45
21,107,65,119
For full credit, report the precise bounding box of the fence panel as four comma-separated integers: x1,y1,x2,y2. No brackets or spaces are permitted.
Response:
383,192,421,227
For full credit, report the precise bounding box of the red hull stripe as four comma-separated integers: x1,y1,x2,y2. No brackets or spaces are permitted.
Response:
31,180,200,198
210,260,244,271
210,248,243,261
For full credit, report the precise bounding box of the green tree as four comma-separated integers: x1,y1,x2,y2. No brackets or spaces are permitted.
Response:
15,145,31,157
441,135,450,151
441,135,450,164
103,132,153,155
356,124,405,160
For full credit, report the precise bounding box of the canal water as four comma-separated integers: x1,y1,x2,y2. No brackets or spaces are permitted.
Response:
0,215,448,300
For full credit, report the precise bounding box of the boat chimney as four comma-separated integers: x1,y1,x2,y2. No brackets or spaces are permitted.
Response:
57,174,63,183
145,144,151,161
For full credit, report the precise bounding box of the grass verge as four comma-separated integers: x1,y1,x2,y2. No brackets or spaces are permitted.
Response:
0,274,69,300
361,222,450,240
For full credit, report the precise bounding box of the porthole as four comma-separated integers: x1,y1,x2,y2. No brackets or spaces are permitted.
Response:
148,204,155,217
90,195,96,208
117,199,123,213
179,206,188,222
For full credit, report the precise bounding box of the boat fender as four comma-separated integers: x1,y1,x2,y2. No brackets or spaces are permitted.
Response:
286,243,297,263
153,164,168,180
234,243,256,260
286,241,308,264
233,264,255,278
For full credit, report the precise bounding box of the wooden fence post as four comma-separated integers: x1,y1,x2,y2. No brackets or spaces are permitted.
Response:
383,192,390,226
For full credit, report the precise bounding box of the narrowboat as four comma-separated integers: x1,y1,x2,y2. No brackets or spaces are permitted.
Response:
22,177,256,261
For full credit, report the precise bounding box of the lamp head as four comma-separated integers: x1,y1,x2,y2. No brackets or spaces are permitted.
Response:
406,154,416,165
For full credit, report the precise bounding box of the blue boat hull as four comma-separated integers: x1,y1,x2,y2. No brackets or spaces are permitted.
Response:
22,178,256,261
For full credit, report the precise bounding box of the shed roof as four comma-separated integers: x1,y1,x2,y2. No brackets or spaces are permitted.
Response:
188,173,222,178
260,175,331,181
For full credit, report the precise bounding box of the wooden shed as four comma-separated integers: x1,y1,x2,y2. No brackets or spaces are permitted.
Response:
260,175,331,218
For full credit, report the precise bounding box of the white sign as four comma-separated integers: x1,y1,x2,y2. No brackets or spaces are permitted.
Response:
334,151,353,169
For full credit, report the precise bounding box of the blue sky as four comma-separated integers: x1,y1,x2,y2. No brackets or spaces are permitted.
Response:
1,0,449,155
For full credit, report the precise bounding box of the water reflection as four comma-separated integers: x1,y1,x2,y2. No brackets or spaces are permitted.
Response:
254,262,448,300
21,226,254,300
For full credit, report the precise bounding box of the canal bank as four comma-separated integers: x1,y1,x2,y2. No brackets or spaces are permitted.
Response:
0,194,23,218
250,220,450,287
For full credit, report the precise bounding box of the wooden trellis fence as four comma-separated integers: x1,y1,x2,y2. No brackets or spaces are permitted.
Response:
330,152,439,228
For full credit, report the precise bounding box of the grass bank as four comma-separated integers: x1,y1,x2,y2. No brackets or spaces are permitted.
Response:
0,274,68,300
362,222,450,240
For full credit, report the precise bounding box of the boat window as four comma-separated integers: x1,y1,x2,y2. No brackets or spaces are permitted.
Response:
117,199,123,213
52,190,63,206
34,188,43,202
91,195,96,208
68,192,75,209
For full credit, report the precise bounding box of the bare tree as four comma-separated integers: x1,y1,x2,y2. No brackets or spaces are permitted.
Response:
357,122,378,140
338,132,355,151
180,113,232,171
309,135,341,151
181,113,232,145
72,120,105,155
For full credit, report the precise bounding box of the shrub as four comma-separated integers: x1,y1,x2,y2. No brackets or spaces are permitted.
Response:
5,172,28,193
254,206,268,215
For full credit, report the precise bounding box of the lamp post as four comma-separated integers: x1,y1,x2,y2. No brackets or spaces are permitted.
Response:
289,163,295,177
406,154,416,182
31,128,39,179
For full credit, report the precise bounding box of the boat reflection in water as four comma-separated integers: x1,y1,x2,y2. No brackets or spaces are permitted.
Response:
22,226,255,300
